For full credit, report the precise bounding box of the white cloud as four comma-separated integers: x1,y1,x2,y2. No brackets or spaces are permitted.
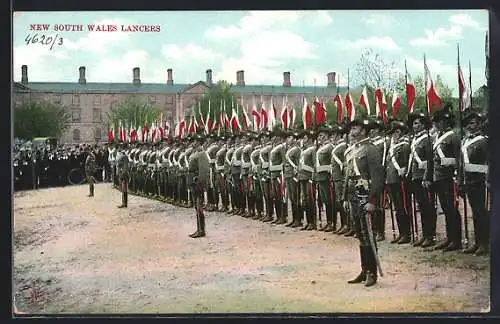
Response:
344,36,401,51
63,19,130,53
13,43,69,81
215,30,317,84
89,50,151,82
361,13,400,30
161,43,221,62
409,25,463,47
205,10,331,40
449,13,486,30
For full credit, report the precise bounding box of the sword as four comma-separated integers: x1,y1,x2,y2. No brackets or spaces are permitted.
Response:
388,192,396,241
360,195,384,277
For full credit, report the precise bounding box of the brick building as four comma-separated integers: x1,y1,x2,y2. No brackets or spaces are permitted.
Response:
13,65,361,144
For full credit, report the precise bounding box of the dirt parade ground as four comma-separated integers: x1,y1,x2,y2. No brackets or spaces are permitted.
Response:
13,183,490,314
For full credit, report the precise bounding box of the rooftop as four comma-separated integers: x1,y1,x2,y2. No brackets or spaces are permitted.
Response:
14,81,362,96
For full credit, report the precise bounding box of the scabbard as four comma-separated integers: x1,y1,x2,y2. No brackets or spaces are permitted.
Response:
365,210,384,277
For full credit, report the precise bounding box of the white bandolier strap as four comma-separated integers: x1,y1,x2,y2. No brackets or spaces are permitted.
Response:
462,135,488,173
269,164,283,171
205,151,216,164
269,143,285,171
285,147,299,169
216,165,225,171
299,146,315,172
433,130,456,166
251,150,260,171
231,147,243,166
388,141,408,173
225,150,233,165
372,137,387,166
332,142,346,171
352,145,366,176
407,133,429,173
242,162,252,168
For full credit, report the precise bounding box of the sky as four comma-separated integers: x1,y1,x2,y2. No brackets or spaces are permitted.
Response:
12,10,488,96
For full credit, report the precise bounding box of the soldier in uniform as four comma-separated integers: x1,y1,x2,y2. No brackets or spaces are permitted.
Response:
385,120,412,244
240,133,254,217
459,109,489,255
368,118,389,241
406,111,437,248
215,136,229,211
426,109,462,252
259,132,274,222
85,147,98,197
297,130,317,230
284,130,302,227
116,143,130,208
187,134,210,238
231,135,244,215
269,129,287,224
331,124,349,234
250,134,264,219
316,124,335,231
205,134,219,211
342,131,357,237
343,118,385,287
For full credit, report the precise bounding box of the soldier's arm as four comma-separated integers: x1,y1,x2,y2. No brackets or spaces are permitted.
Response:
400,143,411,170
423,137,434,183
367,145,384,204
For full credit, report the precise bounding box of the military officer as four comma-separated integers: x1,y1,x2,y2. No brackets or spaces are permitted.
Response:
188,133,210,238
297,130,317,230
406,111,437,248
342,132,357,237
459,109,489,255
231,134,245,215
331,124,349,235
426,109,462,252
316,124,335,231
116,143,130,208
85,147,98,197
259,132,274,222
343,118,385,287
224,136,236,213
284,130,302,227
385,120,412,244
269,129,288,224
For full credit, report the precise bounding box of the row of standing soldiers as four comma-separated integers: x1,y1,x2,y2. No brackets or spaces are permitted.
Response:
104,107,489,287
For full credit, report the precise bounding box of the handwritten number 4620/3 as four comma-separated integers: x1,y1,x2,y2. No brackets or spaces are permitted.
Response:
25,33,63,51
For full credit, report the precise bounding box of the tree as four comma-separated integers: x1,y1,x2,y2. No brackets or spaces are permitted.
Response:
472,84,488,113
353,49,404,95
14,101,71,140
107,98,161,129
195,81,244,129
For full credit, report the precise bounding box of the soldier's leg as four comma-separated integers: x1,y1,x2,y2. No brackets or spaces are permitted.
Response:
374,190,386,241
262,180,274,222
411,180,436,246
437,180,462,252
388,183,411,244
270,178,281,223
318,181,332,231
347,194,369,284
307,182,317,230
468,182,489,255
253,180,264,219
286,179,299,227
299,181,309,230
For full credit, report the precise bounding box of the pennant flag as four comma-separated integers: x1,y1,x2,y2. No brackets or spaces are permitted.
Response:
424,56,443,113
406,75,416,113
251,102,261,132
242,105,251,130
280,103,288,129
345,93,355,121
289,105,296,129
374,88,388,123
260,102,268,130
314,97,327,126
230,107,241,132
302,96,312,130
333,94,344,124
391,89,402,117
359,86,371,115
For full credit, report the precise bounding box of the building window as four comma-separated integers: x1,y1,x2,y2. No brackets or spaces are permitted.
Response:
94,128,102,141
72,95,80,106
94,95,101,106
53,94,61,104
73,129,81,142
72,109,81,122
148,96,156,105
166,96,174,104
93,108,102,122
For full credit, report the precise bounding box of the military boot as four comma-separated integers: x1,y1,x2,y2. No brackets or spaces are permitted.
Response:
278,202,288,224
364,246,378,287
299,207,309,230
413,236,427,247
286,204,297,227
433,238,451,250
320,204,334,232
271,201,282,224
88,183,94,197
118,192,128,208
348,246,367,284
306,206,316,230
191,214,206,238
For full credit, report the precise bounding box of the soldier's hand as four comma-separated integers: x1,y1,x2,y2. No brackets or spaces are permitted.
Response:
422,180,432,189
342,200,350,211
364,202,376,212
398,168,406,177
486,181,491,188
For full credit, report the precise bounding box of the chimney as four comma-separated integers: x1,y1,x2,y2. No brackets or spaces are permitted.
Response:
167,68,173,85
78,66,86,85
21,65,28,84
283,71,291,87
206,69,213,86
327,72,336,88
133,67,141,85
236,70,245,86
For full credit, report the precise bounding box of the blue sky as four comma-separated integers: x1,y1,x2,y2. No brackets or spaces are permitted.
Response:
13,10,488,96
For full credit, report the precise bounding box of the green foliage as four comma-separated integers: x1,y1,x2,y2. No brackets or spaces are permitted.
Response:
14,101,71,140
107,98,161,128
196,81,243,124
473,85,488,113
